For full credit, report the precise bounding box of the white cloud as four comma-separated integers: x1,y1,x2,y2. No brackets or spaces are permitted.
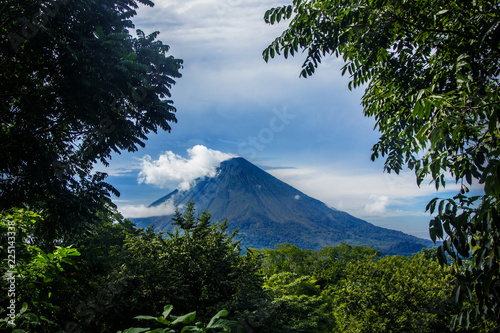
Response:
365,195,389,215
137,145,236,190
117,199,177,218
267,165,463,219
93,164,140,177
132,0,337,112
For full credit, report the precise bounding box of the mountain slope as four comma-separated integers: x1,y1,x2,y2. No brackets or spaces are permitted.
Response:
132,157,433,254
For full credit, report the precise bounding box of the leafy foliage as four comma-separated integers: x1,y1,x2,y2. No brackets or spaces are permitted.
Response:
259,244,496,332
261,243,381,286
117,305,241,333
66,202,264,333
254,244,381,333
0,209,80,332
49,212,144,332
333,253,458,332
263,0,500,327
0,0,182,241
3,208,493,332
263,273,335,333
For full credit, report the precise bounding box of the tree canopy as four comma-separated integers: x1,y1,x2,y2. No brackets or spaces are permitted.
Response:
0,0,182,240
263,0,500,327
3,207,494,332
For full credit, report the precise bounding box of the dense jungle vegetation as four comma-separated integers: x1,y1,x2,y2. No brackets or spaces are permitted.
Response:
0,204,496,332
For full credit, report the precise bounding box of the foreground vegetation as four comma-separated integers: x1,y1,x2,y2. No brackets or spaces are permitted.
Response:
1,204,495,332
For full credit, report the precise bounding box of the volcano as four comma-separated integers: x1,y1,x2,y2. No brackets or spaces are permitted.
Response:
131,157,433,255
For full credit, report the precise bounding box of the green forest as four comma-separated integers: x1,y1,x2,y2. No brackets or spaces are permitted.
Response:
1,0,499,332
0,204,496,332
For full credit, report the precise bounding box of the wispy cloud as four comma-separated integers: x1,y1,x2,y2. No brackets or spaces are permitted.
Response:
137,145,236,190
267,165,463,219
117,198,177,218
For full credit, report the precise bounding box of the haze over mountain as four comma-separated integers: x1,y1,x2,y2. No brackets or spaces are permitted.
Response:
131,157,433,255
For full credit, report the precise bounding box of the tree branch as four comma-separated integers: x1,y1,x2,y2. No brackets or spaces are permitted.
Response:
390,14,473,40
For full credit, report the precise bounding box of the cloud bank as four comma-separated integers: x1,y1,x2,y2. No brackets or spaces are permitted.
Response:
267,165,463,219
117,199,177,218
137,145,236,190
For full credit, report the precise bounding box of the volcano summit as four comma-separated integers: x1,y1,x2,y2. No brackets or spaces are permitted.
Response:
131,157,432,255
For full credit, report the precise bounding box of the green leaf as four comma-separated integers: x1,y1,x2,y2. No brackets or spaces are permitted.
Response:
429,217,443,243
465,171,472,185
437,246,447,266
171,311,196,325
207,310,229,328
134,315,159,321
425,197,439,215
438,199,445,215
123,328,151,333
155,329,176,333
162,305,174,319
454,285,461,304
21,313,39,323
19,303,28,314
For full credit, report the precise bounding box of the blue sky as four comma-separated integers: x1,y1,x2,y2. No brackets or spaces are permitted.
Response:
100,0,479,240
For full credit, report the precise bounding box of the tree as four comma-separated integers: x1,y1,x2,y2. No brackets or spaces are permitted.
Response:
0,209,80,333
0,0,182,241
262,273,336,333
86,202,265,332
263,0,500,327
50,213,144,333
260,244,318,277
314,243,381,287
333,252,461,332
260,243,381,287
256,244,380,333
